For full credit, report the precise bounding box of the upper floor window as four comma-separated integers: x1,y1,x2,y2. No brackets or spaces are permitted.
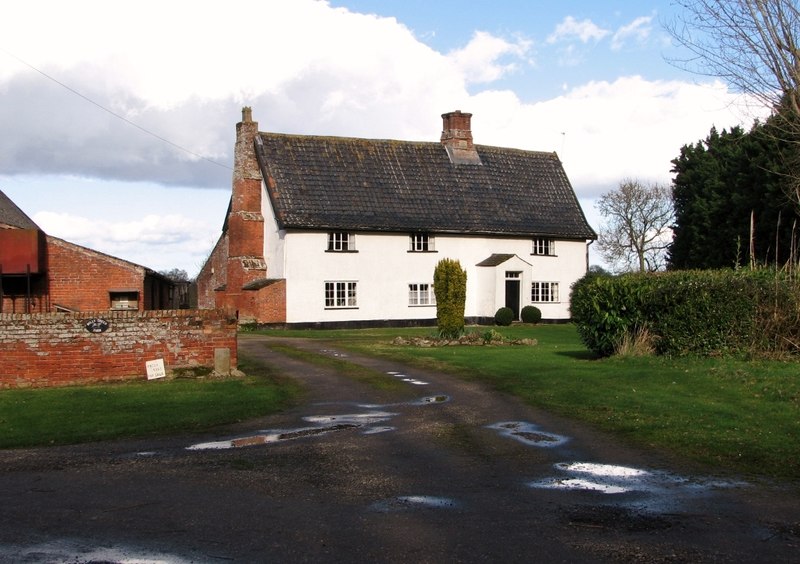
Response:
328,232,355,252
409,233,435,252
532,238,555,256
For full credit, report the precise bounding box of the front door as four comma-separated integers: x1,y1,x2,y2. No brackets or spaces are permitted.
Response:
505,271,521,320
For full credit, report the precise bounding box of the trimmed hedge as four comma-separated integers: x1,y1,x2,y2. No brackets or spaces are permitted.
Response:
495,307,514,326
521,305,542,323
570,269,800,357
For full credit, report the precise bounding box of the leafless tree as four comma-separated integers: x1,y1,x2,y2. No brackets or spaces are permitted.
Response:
596,179,674,273
668,1,800,115
667,1,800,200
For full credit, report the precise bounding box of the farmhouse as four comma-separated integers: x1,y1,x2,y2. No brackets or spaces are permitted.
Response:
0,189,174,314
196,108,596,326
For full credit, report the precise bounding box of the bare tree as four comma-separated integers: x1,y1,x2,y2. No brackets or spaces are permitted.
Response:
667,1,800,199
596,179,674,273
668,1,800,113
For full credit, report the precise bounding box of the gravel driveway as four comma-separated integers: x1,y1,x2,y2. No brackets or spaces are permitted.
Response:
0,334,798,563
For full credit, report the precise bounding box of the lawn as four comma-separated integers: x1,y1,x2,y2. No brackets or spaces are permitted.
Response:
3,324,798,483
255,324,800,481
0,354,303,449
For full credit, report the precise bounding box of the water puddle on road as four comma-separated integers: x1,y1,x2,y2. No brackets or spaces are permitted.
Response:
487,421,569,447
371,495,460,512
387,371,428,385
187,396,449,451
487,421,747,512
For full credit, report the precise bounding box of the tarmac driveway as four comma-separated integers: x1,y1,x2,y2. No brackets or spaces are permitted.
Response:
0,334,798,563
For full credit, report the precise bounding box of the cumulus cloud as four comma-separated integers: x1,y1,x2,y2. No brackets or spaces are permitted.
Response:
0,1,766,273
611,16,654,51
547,16,610,44
447,31,532,84
33,210,218,272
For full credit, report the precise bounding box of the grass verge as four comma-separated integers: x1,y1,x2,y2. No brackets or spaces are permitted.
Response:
257,324,800,481
0,353,303,449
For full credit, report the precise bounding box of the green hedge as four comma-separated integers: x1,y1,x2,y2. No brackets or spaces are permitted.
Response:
570,269,800,357
521,305,542,323
495,307,514,326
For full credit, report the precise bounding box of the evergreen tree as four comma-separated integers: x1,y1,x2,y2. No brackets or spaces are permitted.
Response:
669,120,798,269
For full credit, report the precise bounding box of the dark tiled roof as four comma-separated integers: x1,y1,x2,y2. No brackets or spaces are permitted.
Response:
255,134,596,240
476,254,516,267
0,189,40,230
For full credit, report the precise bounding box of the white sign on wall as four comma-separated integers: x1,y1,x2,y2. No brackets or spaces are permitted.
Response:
145,359,166,380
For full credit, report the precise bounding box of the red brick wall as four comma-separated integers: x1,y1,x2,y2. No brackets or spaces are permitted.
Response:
47,236,145,312
196,234,228,310
0,309,238,388
250,280,286,324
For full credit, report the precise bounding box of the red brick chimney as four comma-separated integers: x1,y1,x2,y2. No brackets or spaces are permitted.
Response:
223,106,267,322
440,110,482,165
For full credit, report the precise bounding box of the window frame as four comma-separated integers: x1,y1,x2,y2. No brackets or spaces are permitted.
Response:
327,232,356,252
408,282,436,306
409,233,435,252
531,238,556,256
531,281,560,303
110,291,140,310
324,281,358,309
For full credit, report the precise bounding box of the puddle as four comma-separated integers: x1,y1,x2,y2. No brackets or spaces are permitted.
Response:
362,426,395,435
371,495,460,512
188,393,449,451
387,371,429,385
0,540,194,563
528,461,747,512
187,410,405,450
487,421,569,447
303,412,397,425
320,348,348,358
188,423,364,450
411,395,450,406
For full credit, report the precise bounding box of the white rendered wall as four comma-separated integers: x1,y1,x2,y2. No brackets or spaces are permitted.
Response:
275,229,588,324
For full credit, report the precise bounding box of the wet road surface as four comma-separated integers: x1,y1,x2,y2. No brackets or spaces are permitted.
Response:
1,334,798,562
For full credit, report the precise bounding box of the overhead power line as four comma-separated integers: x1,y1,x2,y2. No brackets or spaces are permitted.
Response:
0,46,233,171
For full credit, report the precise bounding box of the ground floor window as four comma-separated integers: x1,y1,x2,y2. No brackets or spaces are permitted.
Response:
531,282,559,303
110,291,139,310
408,283,435,306
325,281,357,308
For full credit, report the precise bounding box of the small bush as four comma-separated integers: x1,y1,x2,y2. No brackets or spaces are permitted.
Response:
495,307,514,326
520,305,542,323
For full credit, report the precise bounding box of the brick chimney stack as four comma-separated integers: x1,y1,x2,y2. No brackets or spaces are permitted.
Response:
224,106,267,322
440,110,482,165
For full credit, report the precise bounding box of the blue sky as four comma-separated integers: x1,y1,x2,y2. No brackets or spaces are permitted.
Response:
0,0,761,275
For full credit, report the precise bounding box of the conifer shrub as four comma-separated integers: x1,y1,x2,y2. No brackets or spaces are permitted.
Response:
520,305,542,323
433,258,467,339
494,307,514,326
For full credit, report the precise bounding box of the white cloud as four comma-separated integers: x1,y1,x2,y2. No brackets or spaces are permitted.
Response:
463,76,763,199
547,16,610,44
0,1,768,274
32,210,217,273
447,31,532,84
611,16,654,51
